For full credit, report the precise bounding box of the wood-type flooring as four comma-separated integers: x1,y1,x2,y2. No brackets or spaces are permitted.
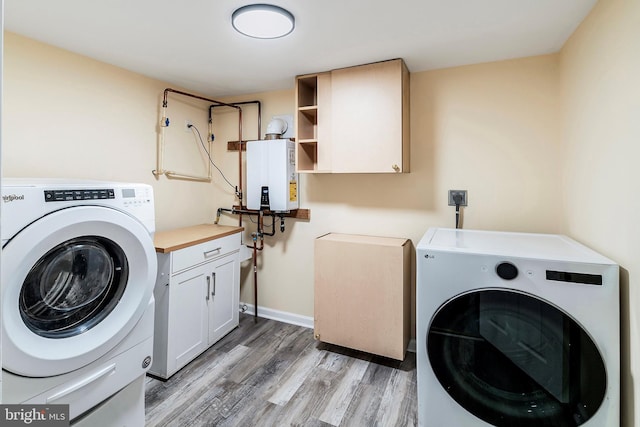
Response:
145,313,417,426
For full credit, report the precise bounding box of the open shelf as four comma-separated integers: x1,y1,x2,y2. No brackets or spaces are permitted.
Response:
295,72,332,173
297,76,318,107
297,141,318,172
296,75,321,171
297,106,318,142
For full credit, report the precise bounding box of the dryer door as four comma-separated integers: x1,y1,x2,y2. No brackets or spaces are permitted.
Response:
427,289,606,427
2,206,156,377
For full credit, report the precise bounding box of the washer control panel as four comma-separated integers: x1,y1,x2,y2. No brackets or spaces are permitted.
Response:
40,186,154,231
120,187,152,207
44,189,115,202
43,187,152,206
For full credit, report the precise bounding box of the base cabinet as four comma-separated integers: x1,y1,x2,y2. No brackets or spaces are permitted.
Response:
150,233,240,379
314,233,411,360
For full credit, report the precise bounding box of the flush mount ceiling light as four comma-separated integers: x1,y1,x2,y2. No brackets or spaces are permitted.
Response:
232,4,295,39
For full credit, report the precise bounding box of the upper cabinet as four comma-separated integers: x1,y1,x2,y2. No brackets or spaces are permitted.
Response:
295,59,410,174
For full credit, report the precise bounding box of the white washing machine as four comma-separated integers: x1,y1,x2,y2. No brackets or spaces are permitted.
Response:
416,228,619,427
1,178,157,425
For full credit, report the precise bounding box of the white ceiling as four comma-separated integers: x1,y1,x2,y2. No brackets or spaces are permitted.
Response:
4,0,597,98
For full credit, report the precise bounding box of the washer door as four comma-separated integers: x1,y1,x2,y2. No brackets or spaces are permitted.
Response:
428,289,606,427
2,206,156,377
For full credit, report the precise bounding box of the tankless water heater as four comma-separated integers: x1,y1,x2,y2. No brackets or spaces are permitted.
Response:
246,139,298,212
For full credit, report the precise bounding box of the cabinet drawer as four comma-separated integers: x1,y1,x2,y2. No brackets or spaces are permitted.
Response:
171,233,241,274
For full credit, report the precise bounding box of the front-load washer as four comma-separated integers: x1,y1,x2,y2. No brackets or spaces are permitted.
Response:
416,228,619,427
1,178,157,423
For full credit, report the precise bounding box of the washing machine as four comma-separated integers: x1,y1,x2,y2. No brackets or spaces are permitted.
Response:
1,178,157,424
416,228,619,427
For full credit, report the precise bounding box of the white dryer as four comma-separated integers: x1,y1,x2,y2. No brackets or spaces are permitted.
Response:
1,178,157,424
416,228,619,427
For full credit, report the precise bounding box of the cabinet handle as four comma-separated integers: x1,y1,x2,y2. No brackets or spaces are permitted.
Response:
204,247,222,257
212,272,216,297
206,275,211,301
392,164,400,172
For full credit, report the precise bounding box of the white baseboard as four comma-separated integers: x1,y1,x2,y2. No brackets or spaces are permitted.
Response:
239,302,314,329
238,302,417,354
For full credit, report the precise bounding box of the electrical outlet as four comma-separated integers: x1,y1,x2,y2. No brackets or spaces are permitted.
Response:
184,119,193,132
448,190,468,206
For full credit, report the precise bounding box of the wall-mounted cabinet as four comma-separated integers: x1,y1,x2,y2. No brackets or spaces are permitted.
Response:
295,59,409,174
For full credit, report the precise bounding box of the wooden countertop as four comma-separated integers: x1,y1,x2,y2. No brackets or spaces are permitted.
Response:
154,224,244,253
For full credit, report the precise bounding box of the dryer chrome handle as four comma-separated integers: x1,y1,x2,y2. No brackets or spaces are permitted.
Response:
46,363,116,403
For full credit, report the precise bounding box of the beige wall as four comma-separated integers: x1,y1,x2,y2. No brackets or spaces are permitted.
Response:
2,31,564,329
559,0,640,425
213,55,563,327
2,32,219,231
4,1,638,420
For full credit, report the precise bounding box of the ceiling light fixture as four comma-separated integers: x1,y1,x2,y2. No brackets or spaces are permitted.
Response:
232,4,295,39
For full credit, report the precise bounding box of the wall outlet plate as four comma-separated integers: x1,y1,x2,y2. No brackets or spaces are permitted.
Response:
448,190,468,206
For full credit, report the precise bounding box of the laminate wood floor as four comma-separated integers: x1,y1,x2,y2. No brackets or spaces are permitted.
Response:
145,314,417,427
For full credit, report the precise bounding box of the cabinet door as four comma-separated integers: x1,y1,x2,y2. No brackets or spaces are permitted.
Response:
167,266,209,374
207,254,240,344
330,59,408,173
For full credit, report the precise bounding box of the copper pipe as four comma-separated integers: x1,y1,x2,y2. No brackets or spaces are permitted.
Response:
158,88,242,186
253,236,258,323
163,88,240,110
250,230,264,324
209,100,261,228
164,171,211,182
238,107,243,227
209,100,262,143
209,100,262,139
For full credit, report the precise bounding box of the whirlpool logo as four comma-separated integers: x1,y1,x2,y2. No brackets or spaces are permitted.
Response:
2,194,25,203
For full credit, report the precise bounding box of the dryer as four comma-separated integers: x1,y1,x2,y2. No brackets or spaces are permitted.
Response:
1,178,157,424
416,228,619,427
